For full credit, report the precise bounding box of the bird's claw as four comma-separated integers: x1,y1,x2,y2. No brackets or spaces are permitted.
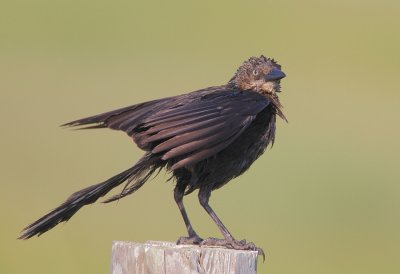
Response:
200,237,265,261
176,235,203,245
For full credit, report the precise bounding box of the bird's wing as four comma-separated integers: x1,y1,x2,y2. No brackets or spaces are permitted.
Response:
62,87,225,131
63,89,270,170
135,90,270,170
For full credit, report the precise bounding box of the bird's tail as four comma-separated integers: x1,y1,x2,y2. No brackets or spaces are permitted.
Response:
19,154,159,240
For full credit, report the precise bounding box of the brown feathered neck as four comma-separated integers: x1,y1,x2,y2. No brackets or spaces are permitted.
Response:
266,92,287,122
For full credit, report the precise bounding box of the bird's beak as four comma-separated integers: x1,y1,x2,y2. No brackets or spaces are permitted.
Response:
265,68,286,81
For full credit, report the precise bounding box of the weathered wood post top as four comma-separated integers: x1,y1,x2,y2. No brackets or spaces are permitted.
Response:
111,241,259,274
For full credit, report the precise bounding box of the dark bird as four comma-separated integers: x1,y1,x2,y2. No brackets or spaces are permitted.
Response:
19,55,286,255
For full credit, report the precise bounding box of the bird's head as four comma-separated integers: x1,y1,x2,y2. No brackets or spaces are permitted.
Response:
228,55,286,96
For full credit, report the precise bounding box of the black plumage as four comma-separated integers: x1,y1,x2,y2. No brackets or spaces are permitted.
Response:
20,55,286,255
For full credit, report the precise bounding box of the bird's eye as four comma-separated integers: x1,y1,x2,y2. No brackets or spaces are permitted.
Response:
252,69,259,76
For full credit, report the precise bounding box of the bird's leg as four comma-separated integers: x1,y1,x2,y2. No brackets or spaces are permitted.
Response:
198,188,234,239
174,186,203,245
198,188,265,258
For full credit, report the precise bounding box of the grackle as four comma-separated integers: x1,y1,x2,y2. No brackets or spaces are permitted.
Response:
19,56,286,256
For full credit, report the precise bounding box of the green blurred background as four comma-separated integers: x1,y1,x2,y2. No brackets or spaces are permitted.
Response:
1,0,399,273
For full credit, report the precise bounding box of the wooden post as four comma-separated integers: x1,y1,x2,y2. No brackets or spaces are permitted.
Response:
111,241,258,274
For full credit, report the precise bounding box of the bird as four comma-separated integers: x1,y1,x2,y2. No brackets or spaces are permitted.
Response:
19,55,286,256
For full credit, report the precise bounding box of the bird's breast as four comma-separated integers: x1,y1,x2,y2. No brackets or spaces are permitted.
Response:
191,106,276,190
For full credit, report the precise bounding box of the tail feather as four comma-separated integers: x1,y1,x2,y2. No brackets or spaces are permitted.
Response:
19,155,157,240
103,166,161,203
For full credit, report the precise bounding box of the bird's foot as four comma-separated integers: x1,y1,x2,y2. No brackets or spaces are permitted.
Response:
176,235,203,245
200,237,265,261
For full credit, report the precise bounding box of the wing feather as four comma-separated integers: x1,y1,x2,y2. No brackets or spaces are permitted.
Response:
169,120,251,170
146,105,221,124
143,116,229,143
151,123,227,154
161,125,241,160
145,112,222,134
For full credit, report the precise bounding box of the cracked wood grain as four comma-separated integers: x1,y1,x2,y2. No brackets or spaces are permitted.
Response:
111,241,258,274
